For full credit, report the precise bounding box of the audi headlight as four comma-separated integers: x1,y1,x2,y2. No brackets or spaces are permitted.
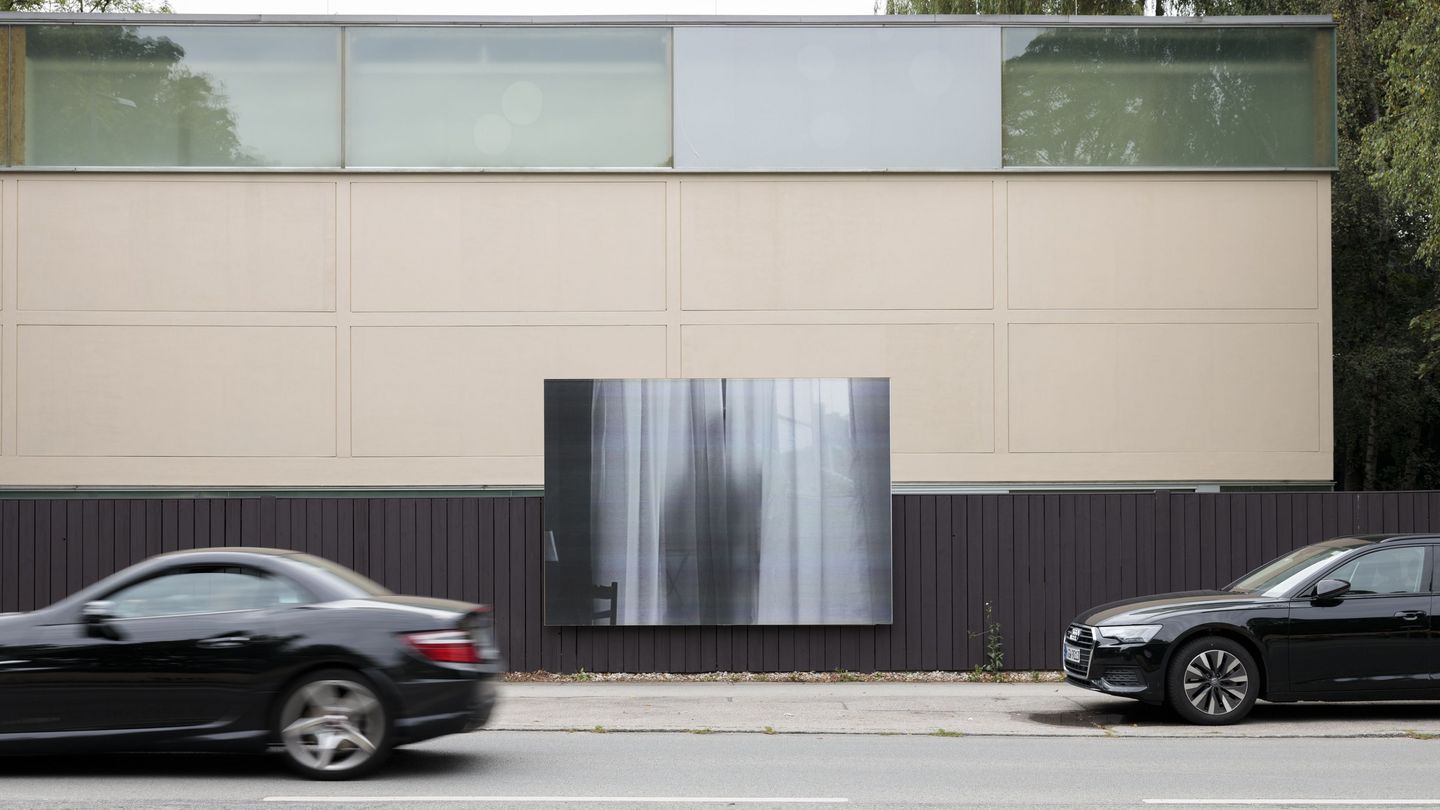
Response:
1095,625,1162,646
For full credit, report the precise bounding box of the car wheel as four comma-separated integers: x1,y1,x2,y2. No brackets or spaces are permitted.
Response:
276,669,393,780
1165,636,1259,725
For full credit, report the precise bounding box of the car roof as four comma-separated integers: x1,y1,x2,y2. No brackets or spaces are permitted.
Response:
1347,533,1440,546
153,546,301,559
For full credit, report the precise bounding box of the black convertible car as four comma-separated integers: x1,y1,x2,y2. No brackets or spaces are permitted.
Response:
0,548,501,779
1065,534,1438,724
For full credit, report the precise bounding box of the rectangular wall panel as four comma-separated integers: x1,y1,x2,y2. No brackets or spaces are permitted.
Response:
682,324,993,453
681,180,993,311
18,180,335,312
17,326,336,456
1009,323,1320,453
1008,179,1319,310
351,182,667,312
351,326,667,457
674,26,1001,170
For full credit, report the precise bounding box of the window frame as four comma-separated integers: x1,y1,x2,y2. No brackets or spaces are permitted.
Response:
1297,544,1435,600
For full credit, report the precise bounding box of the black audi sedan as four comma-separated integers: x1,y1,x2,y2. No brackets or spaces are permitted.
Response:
1065,534,1438,725
0,548,501,779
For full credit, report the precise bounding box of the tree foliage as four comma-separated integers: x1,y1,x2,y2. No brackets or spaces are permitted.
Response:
887,0,1145,12
1360,0,1440,381
0,1,172,11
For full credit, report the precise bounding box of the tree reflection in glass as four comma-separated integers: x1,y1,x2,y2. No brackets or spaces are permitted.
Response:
22,25,340,167
1002,26,1335,168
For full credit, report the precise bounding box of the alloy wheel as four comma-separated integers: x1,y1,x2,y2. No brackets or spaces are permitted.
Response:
279,678,385,773
1182,649,1249,716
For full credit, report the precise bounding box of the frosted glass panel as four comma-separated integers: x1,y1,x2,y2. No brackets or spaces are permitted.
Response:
22,25,340,167
1003,26,1335,168
346,27,671,168
674,26,1000,170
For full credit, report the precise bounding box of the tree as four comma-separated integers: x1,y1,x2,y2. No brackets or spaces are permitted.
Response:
887,0,1145,12
1361,0,1440,379
0,1,172,11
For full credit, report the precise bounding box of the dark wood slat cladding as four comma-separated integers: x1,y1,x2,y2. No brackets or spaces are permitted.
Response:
4,492,1440,673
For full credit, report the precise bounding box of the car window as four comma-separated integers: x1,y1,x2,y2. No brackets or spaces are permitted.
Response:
109,566,310,619
1326,546,1429,595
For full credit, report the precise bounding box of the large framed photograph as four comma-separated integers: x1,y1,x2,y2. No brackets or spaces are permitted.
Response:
544,378,892,626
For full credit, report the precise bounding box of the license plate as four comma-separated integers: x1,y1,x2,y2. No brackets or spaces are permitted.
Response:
1064,644,1083,664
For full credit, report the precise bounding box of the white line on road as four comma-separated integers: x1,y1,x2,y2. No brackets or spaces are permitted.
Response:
1152,795,1440,801
264,798,849,804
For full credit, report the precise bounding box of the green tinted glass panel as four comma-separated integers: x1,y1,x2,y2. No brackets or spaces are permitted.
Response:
345,27,671,168
1002,26,1335,168
22,25,340,167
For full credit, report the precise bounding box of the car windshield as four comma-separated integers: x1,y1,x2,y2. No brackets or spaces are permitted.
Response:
1227,538,1372,597
288,552,393,597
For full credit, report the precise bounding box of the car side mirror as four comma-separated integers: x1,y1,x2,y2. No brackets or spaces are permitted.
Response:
1312,579,1350,602
82,600,116,623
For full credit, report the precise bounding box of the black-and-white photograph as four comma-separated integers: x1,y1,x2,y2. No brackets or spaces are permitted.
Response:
544,378,892,626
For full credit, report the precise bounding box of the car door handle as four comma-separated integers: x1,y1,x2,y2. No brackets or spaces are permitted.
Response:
197,635,251,649
1394,610,1427,621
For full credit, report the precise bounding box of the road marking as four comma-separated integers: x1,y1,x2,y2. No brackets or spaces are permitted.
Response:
1146,795,1440,801
264,798,848,805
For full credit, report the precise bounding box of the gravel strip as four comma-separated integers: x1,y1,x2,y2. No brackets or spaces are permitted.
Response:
503,670,1066,684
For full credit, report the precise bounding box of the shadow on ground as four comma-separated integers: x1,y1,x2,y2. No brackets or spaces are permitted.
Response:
0,747,481,780
1026,699,1440,731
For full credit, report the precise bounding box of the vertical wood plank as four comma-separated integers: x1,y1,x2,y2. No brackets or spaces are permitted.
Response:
889,495,905,670
1214,496,1231,589
240,498,259,550
904,496,922,670
337,498,355,571
935,495,953,671
979,495,998,669
81,500,99,590
95,500,113,582
1199,495,1216,590
1057,495,1076,663
920,495,937,671
1010,495,1030,671
50,500,65,604
322,498,340,566
1029,494,1047,668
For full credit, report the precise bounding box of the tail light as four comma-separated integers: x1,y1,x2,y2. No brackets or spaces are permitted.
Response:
403,630,480,664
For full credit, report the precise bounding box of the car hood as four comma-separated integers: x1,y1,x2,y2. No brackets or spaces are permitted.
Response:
1076,590,1280,626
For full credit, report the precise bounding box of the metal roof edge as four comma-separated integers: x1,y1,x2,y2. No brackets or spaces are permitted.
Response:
0,12,1336,27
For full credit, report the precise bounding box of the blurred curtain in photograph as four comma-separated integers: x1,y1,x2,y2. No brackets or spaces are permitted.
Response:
584,378,890,626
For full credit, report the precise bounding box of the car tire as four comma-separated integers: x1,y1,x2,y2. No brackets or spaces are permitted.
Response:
275,668,394,780
1165,636,1259,725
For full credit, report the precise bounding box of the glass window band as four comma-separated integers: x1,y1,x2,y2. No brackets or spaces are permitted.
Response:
0,20,1336,171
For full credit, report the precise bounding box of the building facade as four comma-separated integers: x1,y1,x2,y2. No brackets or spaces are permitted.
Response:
0,13,1336,495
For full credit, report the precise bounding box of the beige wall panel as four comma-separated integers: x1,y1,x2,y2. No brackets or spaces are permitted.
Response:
351,182,667,312
18,326,336,457
681,180,993,311
351,325,667,457
1009,323,1320,453
18,180,335,312
681,324,993,453
1008,179,1319,310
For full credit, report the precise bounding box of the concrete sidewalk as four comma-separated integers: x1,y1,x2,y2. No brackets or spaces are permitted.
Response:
486,682,1440,739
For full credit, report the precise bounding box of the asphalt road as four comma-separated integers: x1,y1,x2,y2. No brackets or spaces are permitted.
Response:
2,731,1439,809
